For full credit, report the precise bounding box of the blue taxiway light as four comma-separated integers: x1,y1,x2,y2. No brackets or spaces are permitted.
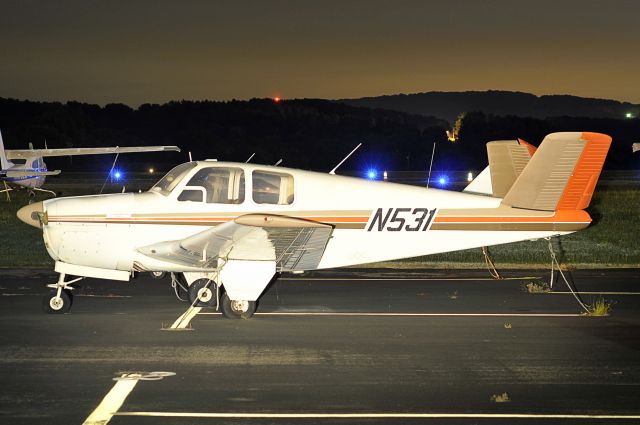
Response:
437,175,448,187
366,169,378,180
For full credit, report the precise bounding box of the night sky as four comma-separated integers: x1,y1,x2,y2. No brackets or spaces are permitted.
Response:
1,0,638,105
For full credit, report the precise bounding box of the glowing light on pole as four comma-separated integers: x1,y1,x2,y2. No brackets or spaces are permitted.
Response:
112,169,123,181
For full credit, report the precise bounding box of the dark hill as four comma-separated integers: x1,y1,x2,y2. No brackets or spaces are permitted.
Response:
339,90,640,124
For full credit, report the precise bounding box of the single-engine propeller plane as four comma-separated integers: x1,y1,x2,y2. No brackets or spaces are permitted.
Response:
17,132,611,318
0,130,180,199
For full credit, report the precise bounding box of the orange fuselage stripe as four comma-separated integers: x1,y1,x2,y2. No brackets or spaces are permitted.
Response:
48,210,591,225
433,210,591,223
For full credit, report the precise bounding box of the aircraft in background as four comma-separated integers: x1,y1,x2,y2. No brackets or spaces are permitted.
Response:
0,130,180,199
17,132,611,318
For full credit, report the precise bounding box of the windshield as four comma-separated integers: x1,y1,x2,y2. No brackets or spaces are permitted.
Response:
150,162,197,196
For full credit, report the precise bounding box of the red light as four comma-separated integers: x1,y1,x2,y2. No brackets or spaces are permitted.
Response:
273,96,282,103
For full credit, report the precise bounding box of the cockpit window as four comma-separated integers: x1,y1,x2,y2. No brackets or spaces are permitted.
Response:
150,162,197,196
178,167,245,204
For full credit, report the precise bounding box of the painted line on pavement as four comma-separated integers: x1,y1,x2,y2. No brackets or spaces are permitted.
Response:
83,372,176,425
279,276,541,282
550,291,640,296
197,312,583,317
1,293,131,298
82,374,140,425
115,411,640,420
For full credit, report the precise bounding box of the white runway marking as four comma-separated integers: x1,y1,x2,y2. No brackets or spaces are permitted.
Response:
0,293,131,298
82,374,140,425
115,411,640,420
169,305,202,329
197,312,583,317
280,276,540,281
550,291,640,296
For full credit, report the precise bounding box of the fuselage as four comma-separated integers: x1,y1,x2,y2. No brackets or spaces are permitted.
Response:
0,156,47,189
27,161,590,273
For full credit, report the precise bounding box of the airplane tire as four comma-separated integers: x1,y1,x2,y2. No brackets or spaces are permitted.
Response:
220,292,256,319
188,279,217,308
43,289,73,314
150,271,167,279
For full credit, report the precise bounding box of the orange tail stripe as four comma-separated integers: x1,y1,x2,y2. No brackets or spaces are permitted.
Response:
556,132,611,210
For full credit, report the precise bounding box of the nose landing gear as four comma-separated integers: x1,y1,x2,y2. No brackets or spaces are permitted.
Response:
43,273,83,314
43,289,73,314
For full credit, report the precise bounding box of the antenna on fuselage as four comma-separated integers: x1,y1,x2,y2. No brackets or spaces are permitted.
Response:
274,159,283,166
188,151,193,162
426,140,436,189
245,153,256,163
329,143,362,175
99,151,120,194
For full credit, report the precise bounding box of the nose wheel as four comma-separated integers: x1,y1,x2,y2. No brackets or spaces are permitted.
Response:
43,289,73,314
42,273,83,314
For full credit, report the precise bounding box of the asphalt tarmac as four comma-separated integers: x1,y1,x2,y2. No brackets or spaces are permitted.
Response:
0,268,639,425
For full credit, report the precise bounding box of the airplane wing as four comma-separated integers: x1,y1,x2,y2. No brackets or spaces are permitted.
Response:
137,214,334,272
2,169,61,177
5,145,180,159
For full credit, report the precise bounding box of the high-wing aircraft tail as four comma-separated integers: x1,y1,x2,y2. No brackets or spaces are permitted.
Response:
501,132,611,211
0,130,8,170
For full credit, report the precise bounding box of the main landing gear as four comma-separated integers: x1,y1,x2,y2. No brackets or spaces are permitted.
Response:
220,292,256,319
43,273,83,314
186,279,256,318
188,278,218,308
173,273,258,319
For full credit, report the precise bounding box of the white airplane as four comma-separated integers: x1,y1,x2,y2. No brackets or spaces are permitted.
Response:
0,130,180,199
17,132,611,318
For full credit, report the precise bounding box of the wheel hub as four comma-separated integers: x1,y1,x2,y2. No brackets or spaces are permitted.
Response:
197,287,213,303
49,296,64,310
230,300,249,313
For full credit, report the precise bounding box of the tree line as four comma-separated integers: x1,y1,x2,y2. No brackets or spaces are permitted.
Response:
0,97,636,172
